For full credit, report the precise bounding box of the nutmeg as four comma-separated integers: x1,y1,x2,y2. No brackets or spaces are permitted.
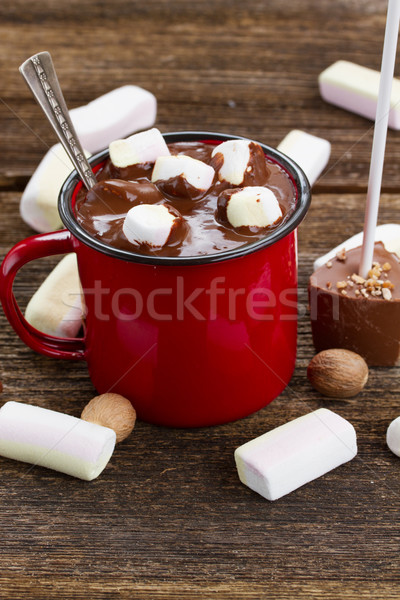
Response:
307,349,368,398
81,393,136,443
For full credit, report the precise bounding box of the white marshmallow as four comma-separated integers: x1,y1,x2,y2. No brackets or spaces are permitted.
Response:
0,401,116,481
123,204,177,247
109,128,169,168
21,85,157,233
313,223,400,271
25,254,83,338
235,408,357,501
20,144,91,232
319,60,400,130
226,186,282,228
278,130,331,186
211,139,252,185
70,85,157,153
151,155,215,193
387,416,400,457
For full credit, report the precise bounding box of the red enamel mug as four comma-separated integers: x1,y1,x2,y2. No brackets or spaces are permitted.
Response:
0,132,310,427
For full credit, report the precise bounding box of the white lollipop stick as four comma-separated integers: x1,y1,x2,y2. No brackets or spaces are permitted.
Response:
359,0,400,278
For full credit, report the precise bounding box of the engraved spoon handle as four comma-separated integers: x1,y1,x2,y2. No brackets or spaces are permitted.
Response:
19,51,97,190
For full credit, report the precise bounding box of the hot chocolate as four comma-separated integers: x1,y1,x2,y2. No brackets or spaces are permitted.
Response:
75,140,297,258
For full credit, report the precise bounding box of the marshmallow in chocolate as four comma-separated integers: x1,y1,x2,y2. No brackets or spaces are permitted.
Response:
109,128,169,169
152,154,215,200
217,186,282,231
211,139,270,186
123,204,184,248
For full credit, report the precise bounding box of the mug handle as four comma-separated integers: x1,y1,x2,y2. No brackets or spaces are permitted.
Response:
0,229,86,360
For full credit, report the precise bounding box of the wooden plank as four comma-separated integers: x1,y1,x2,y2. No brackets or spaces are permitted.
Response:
0,0,398,188
1,191,400,598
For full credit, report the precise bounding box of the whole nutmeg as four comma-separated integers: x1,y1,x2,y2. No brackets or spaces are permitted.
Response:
81,393,136,443
307,349,368,398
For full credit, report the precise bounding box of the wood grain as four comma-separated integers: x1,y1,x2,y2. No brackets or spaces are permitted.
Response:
1,0,399,189
1,1,400,599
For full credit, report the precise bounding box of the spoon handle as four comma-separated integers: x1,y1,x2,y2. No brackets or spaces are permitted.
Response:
19,51,97,190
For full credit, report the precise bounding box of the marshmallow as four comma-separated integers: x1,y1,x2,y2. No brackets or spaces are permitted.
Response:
25,253,83,338
109,128,169,168
123,204,178,247
151,155,215,195
225,186,282,228
387,416,400,457
21,85,157,233
70,85,157,153
277,130,331,186
313,223,400,271
235,408,357,501
0,401,116,481
319,60,400,129
211,139,253,185
20,144,91,232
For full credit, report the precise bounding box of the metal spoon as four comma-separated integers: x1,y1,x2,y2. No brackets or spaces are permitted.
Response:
19,51,97,190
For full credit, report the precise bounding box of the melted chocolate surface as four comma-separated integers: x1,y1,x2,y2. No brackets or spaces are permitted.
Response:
75,141,296,257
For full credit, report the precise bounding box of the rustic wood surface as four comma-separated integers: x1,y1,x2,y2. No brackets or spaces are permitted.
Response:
1,1,400,598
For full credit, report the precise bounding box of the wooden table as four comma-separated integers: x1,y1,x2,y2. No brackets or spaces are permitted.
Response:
1,1,400,598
